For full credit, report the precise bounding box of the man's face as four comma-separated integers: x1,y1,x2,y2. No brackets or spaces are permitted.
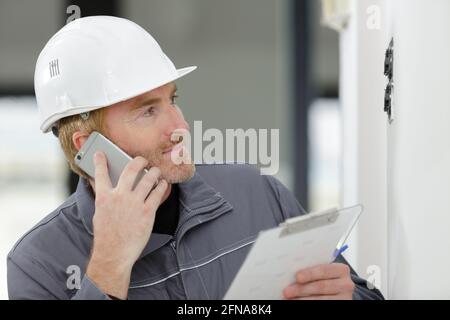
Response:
103,82,195,184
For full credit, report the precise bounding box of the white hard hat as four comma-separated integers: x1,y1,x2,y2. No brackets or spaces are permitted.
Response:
34,15,197,133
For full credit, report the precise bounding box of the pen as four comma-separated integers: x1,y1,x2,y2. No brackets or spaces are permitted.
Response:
333,244,349,259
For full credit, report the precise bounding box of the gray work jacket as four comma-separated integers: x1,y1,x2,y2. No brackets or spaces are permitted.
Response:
7,164,383,300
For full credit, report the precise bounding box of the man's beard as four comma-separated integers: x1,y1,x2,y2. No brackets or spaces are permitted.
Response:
132,141,195,184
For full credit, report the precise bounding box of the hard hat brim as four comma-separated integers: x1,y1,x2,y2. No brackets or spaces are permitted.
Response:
40,65,197,133
175,66,197,80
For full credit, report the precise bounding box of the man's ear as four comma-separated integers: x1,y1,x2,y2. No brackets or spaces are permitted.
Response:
72,131,90,151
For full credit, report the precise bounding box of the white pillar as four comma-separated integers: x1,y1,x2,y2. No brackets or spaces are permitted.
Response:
339,0,389,296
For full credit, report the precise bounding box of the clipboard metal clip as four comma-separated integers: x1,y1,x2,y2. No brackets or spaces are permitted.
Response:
279,208,339,237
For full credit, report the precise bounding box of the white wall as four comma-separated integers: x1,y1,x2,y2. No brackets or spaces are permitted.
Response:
388,0,450,299
339,0,450,299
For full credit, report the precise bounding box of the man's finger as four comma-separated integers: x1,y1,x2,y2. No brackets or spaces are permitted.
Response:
296,263,350,284
116,156,149,191
295,294,347,300
143,179,168,213
283,278,352,298
134,167,161,200
93,151,112,192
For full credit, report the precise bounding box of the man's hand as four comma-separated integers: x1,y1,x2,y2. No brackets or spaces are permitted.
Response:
282,263,355,300
86,151,168,299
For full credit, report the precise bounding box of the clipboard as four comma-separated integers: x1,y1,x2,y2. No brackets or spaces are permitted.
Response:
223,204,363,300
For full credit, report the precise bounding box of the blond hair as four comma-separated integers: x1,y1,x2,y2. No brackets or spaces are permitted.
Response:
57,108,107,179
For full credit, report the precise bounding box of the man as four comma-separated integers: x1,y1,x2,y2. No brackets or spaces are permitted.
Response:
7,16,383,300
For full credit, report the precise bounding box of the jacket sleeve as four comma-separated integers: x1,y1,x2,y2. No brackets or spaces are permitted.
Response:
70,275,112,300
264,175,385,300
7,253,111,300
263,174,308,222
334,254,384,300
7,255,58,300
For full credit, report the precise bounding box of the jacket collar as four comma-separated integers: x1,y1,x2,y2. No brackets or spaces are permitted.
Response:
74,169,233,258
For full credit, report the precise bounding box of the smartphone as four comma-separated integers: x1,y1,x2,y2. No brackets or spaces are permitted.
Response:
74,131,147,188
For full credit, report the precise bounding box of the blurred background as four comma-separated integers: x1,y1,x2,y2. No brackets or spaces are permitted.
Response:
0,0,342,299
2,0,450,301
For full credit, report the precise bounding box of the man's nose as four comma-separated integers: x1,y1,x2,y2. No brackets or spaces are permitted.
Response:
163,105,190,137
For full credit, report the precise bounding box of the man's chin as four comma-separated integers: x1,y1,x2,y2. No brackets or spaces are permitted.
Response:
161,163,196,184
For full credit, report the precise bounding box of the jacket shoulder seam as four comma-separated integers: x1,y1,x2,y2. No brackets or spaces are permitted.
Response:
10,200,78,255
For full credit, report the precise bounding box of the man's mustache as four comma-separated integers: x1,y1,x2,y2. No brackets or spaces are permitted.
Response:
160,136,183,152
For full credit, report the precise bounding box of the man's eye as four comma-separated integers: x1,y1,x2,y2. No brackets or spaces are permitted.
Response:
171,94,179,105
142,106,155,117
